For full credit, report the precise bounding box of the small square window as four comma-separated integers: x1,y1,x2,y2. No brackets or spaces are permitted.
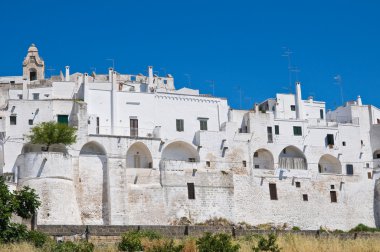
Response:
346,164,354,175
293,126,302,136
17,94,23,99
254,152,259,157
330,191,337,203
330,185,335,189
188,158,196,162
303,194,308,201
295,182,301,188
254,164,260,169
290,105,296,111
342,141,346,146
242,160,247,167
163,80,168,84
199,119,208,131
28,119,33,125
366,163,370,168
206,161,210,167
10,115,17,125
33,93,40,100
368,172,372,179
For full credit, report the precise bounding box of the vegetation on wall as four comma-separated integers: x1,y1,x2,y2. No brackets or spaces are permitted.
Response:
26,121,77,149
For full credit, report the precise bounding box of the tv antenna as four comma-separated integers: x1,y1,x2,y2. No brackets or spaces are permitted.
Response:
282,47,293,91
184,74,192,87
206,80,215,96
334,74,344,105
106,58,115,70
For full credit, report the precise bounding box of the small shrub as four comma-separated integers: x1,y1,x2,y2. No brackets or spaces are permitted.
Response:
292,226,301,231
0,223,28,243
196,232,240,252
146,239,184,252
349,224,380,233
252,233,281,252
118,230,161,252
27,230,50,248
52,241,94,252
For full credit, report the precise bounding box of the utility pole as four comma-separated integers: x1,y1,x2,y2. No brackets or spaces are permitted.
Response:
282,47,293,91
106,58,115,70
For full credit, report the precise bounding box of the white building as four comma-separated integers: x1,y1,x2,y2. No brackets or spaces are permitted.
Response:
1,44,380,230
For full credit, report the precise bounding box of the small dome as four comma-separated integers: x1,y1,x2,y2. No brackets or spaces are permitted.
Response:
28,43,38,52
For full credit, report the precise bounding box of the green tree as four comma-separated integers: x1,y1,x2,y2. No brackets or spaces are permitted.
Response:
0,176,41,243
27,121,77,149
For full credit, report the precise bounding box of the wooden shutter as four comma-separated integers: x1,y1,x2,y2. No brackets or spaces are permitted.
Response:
346,164,354,175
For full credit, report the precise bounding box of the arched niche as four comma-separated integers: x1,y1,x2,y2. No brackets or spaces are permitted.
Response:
278,146,307,170
78,141,108,224
161,141,200,162
318,154,342,174
253,148,274,169
374,150,380,159
126,142,153,168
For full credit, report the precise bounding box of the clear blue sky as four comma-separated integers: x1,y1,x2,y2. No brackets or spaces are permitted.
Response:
0,0,379,109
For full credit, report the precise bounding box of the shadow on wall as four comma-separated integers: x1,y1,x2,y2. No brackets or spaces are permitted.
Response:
375,178,380,227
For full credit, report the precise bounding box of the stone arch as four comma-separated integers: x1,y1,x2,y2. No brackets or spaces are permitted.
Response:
253,148,274,169
161,141,200,162
78,141,108,224
374,150,380,159
318,154,342,174
29,68,37,81
278,146,307,170
126,142,153,168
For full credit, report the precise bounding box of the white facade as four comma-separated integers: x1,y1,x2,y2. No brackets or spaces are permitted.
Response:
1,45,380,230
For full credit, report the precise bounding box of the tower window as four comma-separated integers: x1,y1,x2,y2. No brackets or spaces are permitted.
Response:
30,70,37,81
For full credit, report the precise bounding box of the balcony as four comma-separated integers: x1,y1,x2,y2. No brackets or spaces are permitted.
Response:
93,126,161,139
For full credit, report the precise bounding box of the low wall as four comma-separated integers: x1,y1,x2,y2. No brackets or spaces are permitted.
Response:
37,225,380,240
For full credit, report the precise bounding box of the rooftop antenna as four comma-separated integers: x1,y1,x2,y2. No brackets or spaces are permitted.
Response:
106,58,115,70
334,74,344,105
46,66,55,78
184,74,192,87
236,86,243,109
291,66,300,82
206,80,215,96
282,47,293,91
244,96,252,108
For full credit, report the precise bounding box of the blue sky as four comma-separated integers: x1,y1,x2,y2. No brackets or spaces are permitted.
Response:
0,0,379,109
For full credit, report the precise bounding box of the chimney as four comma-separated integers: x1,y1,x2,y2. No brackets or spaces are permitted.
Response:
357,95,362,106
22,78,28,100
148,66,154,87
295,81,304,119
65,66,70,81
108,68,113,82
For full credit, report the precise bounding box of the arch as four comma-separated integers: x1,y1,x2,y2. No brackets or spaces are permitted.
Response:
29,68,37,81
278,146,307,170
161,141,200,162
253,148,274,169
126,142,153,168
80,141,106,155
78,141,108,224
374,150,380,159
318,154,342,174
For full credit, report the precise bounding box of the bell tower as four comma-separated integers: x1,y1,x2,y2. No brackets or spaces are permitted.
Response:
22,44,45,81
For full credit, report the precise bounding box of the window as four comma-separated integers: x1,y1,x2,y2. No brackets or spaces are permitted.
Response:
176,119,184,132
368,172,372,179
254,152,258,157
242,160,247,167
267,127,273,143
199,118,208,131
17,94,23,99
206,161,210,167
320,109,324,119
188,158,196,162
32,93,40,100
326,134,334,146
187,183,195,199
346,164,354,175
254,165,260,169
303,194,308,201
28,119,33,125
366,163,370,168
96,117,100,134
342,141,346,146
295,182,301,188
330,191,337,203
130,118,138,137
330,185,335,189
293,126,302,136
290,105,296,111
163,80,168,84
57,115,68,125
269,183,278,200
275,125,279,135
10,115,17,125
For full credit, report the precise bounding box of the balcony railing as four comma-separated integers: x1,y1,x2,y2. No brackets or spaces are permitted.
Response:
92,126,161,138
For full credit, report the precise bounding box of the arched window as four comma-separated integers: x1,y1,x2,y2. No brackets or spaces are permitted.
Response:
278,146,307,170
318,154,342,174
